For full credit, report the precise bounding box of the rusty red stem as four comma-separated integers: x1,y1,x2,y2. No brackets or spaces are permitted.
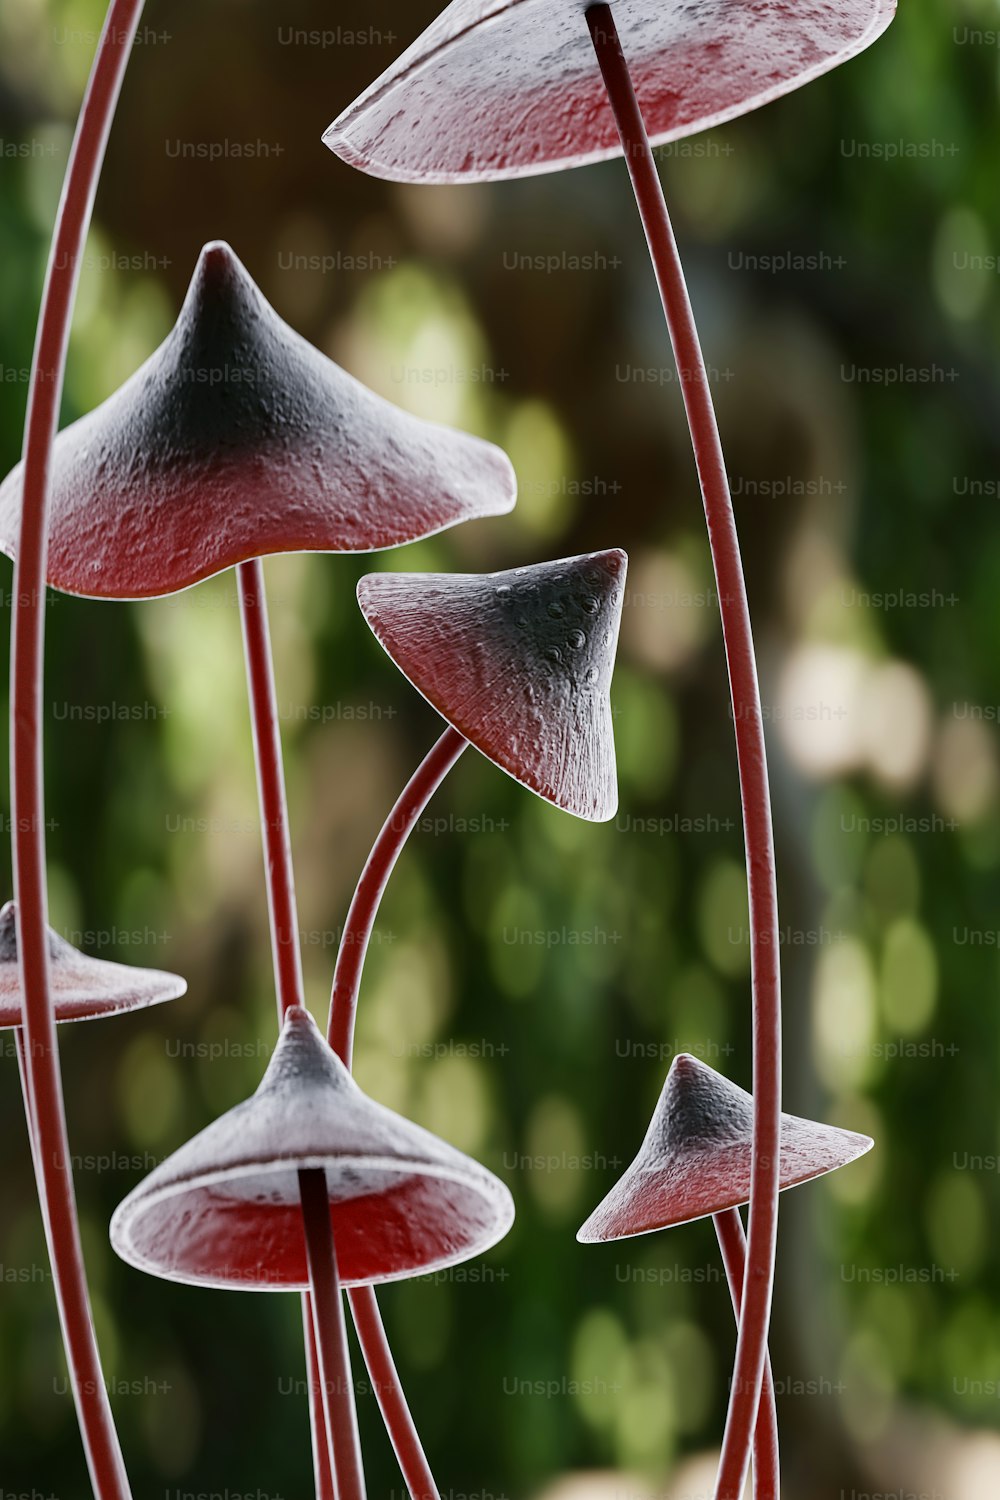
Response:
329,724,467,1067
714,1209,781,1499
10,3,145,1495
585,9,782,1497
325,725,467,1500
237,556,337,1498
299,1167,367,1500
237,556,306,1018
302,1292,337,1500
349,1285,440,1500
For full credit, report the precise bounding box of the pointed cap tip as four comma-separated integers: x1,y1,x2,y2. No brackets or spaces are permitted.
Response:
270,1001,327,1054
283,1003,314,1028
184,240,255,314
194,239,242,278
669,1051,703,1076
257,1003,348,1096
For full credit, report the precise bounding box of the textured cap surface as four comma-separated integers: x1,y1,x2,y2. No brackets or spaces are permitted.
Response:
358,549,626,821
0,901,186,1030
578,1053,873,1240
111,1007,514,1289
0,243,515,598
325,0,895,183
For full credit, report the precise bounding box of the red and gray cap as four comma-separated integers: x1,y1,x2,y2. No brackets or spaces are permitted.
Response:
111,1006,514,1290
0,242,515,599
325,0,895,183
358,548,627,821
0,900,185,1030
578,1052,873,1241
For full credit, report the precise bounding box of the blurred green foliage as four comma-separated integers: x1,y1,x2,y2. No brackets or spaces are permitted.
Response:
2,0,1000,1496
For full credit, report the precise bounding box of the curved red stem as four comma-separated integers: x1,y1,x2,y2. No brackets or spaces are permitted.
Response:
300,1168,367,1500
237,558,338,1499
714,1209,781,1499
349,1285,440,1500
326,725,468,1500
10,3,144,1495
328,724,467,1067
585,10,782,1498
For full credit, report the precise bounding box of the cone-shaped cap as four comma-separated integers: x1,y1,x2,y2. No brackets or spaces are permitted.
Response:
578,1053,872,1241
0,901,186,1030
111,1006,514,1289
324,0,895,183
358,549,626,821
0,243,515,599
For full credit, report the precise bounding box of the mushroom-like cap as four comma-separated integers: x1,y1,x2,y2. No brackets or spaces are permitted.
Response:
110,1006,514,1290
0,901,186,1030
578,1053,872,1241
358,549,626,821
324,0,895,184
0,243,515,599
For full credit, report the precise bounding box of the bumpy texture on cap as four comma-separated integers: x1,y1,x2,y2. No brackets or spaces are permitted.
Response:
0,901,186,1030
325,0,895,183
0,243,515,598
578,1052,873,1240
111,1007,514,1289
358,549,626,820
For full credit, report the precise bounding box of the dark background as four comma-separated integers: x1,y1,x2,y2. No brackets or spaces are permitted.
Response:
1,0,1000,1496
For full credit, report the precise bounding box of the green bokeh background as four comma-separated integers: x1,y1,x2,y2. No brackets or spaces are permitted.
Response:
1,0,1000,1495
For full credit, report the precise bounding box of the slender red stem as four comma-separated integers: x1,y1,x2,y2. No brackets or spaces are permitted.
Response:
299,1168,367,1500
585,11,782,1497
237,557,337,1499
15,1028,40,1178
10,4,143,1494
714,1210,780,1499
326,725,467,1500
349,1286,439,1500
238,557,306,1019
302,1230,337,1499
329,724,467,1067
